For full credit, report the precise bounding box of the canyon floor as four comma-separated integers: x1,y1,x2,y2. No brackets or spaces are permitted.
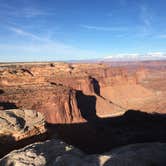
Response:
0,60,166,165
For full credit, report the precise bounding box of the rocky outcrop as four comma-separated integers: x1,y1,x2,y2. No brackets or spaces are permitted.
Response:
0,84,83,124
0,84,124,124
0,139,166,166
101,142,166,166
0,109,47,158
0,109,46,142
0,139,85,166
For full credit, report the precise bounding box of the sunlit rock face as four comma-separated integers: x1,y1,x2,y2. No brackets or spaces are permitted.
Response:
0,62,161,124
0,61,166,165
0,109,46,142
0,109,47,158
0,84,84,124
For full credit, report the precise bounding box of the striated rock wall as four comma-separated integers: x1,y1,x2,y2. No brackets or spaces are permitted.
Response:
0,62,154,124
0,84,84,124
0,63,146,93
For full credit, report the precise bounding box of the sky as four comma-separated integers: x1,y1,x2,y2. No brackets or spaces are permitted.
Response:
0,0,166,62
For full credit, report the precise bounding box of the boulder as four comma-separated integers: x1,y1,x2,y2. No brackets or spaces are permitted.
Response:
0,140,166,166
0,109,46,142
0,139,84,166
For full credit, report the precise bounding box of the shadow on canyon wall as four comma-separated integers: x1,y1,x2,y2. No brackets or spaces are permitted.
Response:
91,77,100,96
76,90,98,122
48,91,166,154
1,89,166,164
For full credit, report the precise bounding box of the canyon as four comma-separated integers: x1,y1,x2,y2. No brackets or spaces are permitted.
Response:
0,62,159,120
0,61,165,121
0,60,166,165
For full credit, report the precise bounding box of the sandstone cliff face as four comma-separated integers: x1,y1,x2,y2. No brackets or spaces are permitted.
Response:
0,84,83,124
0,62,157,124
0,83,124,124
0,139,166,166
0,63,145,93
100,84,154,110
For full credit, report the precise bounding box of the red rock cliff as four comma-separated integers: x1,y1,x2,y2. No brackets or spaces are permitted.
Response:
0,62,151,124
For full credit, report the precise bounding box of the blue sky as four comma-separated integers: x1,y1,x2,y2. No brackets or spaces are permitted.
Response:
0,0,166,62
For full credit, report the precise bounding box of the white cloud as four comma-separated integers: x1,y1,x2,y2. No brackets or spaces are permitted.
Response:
81,25,128,31
104,52,166,61
104,53,140,61
0,43,99,62
140,6,151,27
8,27,43,41
147,52,166,57
0,3,55,18
21,8,54,18
157,34,166,39
138,5,153,37
0,26,99,62
140,6,152,27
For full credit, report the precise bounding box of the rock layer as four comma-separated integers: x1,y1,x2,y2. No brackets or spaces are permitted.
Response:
0,84,84,123
0,62,157,124
0,84,124,124
0,109,47,158
0,109,46,142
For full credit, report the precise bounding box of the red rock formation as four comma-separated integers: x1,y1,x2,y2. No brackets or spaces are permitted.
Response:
0,109,46,142
0,84,84,124
0,62,164,124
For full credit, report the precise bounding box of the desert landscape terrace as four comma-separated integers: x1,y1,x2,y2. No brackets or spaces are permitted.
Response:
0,60,166,165
1,0,166,164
